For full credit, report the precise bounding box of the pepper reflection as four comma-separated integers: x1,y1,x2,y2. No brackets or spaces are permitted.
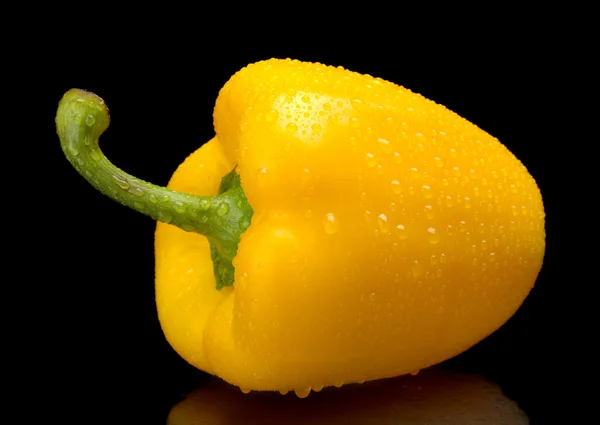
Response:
167,368,528,424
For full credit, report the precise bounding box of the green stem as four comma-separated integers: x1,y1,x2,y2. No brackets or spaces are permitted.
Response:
56,88,253,289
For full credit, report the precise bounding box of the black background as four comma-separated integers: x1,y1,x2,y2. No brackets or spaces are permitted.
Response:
27,23,571,424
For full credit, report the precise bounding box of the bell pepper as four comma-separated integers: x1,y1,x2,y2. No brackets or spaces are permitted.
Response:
56,58,545,397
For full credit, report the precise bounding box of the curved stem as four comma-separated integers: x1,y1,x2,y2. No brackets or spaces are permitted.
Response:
56,89,253,288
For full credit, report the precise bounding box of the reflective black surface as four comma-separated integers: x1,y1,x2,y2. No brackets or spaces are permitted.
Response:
167,369,528,424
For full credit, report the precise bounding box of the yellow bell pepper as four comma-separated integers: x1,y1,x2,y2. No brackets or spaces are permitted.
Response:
56,58,545,397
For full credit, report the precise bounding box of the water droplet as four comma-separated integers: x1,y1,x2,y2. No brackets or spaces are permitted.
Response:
421,185,432,198
216,202,229,216
286,123,298,133
90,150,101,161
132,187,144,197
369,292,376,302
265,109,278,122
464,197,472,208
256,169,269,185
295,388,311,398
301,95,310,103
412,261,422,278
158,211,173,223
396,224,408,240
425,205,434,219
311,123,322,133
239,215,251,229
240,388,251,394
134,201,144,210
351,98,364,109
323,213,339,234
149,195,158,204
427,227,440,244
198,199,210,210
113,176,130,190
430,255,438,265
365,153,376,167
237,272,248,287
392,180,402,194
173,201,186,214
85,114,95,126
433,157,444,167
279,389,289,395
377,137,392,153
410,370,420,376
444,196,454,207
312,384,324,392
68,140,79,156
323,102,331,111
378,213,389,233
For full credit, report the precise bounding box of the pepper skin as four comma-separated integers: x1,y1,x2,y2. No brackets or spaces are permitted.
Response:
57,58,545,397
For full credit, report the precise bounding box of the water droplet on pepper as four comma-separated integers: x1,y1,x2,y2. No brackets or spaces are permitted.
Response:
365,153,376,167
265,109,278,122
216,202,229,216
113,176,130,190
428,227,440,244
90,150,101,161
377,137,392,153
396,224,408,240
323,213,339,234
294,387,311,398
174,202,186,214
158,212,173,223
198,199,210,211
378,213,389,233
